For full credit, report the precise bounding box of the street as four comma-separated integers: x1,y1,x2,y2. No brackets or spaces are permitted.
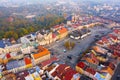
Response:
112,63,120,80
46,25,112,68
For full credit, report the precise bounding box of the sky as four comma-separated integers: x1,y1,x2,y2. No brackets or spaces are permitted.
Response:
0,0,119,6
0,0,119,3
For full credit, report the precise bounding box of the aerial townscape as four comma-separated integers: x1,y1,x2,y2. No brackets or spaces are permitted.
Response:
0,0,120,80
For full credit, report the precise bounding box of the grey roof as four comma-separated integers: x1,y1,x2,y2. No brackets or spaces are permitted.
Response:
6,60,25,70
0,40,5,48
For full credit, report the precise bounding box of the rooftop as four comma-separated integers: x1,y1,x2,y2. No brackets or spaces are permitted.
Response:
57,27,68,34
32,46,50,59
94,72,105,80
0,40,5,48
76,62,87,69
41,56,59,67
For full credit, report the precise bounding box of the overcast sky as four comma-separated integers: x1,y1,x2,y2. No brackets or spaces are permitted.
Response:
0,0,119,5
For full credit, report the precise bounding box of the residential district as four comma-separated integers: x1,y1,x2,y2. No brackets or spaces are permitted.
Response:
0,14,120,80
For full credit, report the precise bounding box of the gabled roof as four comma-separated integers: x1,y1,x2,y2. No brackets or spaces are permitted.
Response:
16,70,29,78
85,67,96,75
97,40,104,45
101,67,113,75
90,53,99,63
24,57,32,65
113,29,120,34
51,64,69,77
55,64,69,74
109,34,118,40
57,27,68,34
101,37,109,43
64,68,77,80
92,46,106,54
51,64,76,80
33,46,50,59
84,53,99,65
52,33,56,38
54,25,61,29
41,57,59,67
76,62,87,69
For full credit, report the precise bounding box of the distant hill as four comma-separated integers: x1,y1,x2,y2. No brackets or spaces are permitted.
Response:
0,0,119,7
0,0,58,7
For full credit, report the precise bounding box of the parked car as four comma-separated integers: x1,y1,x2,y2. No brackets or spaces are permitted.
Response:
67,55,72,60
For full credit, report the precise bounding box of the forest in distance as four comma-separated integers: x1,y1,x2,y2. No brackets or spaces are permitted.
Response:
0,14,65,40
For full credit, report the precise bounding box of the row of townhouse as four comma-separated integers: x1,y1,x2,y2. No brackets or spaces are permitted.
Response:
76,28,120,80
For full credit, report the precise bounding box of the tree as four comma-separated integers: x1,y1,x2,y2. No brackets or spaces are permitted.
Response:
0,31,5,39
64,41,75,50
4,31,18,40
0,14,65,39
18,28,28,37
27,26,35,33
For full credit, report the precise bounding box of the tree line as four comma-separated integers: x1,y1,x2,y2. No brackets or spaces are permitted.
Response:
0,14,66,40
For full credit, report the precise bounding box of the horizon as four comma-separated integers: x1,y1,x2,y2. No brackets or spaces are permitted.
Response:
0,0,120,4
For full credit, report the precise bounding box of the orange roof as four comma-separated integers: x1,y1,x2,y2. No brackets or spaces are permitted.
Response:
101,67,113,75
86,58,96,64
58,27,68,34
33,46,50,59
92,46,105,54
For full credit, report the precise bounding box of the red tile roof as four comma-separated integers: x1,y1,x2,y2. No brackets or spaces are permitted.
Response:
108,34,114,37
56,64,69,74
90,53,99,64
97,40,104,45
16,70,29,78
41,57,59,67
113,29,120,34
51,71,57,77
52,33,56,38
6,53,11,59
77,62,86,69
54,25,61,29
51,64,77,80
51,64,71,79
17,77,25,80
109,44,120,57
108,34,118,40
72,24,80,28
85,67,96,75
101,37,108,43
64,68,77,80
109,63,115,70
24,57,32,65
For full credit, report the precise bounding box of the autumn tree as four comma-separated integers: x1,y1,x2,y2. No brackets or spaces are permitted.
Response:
4,31,18,40
27,26,35,33
17,28,29,37
0,31,4,39
0,14,65,39
64,41,75,50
